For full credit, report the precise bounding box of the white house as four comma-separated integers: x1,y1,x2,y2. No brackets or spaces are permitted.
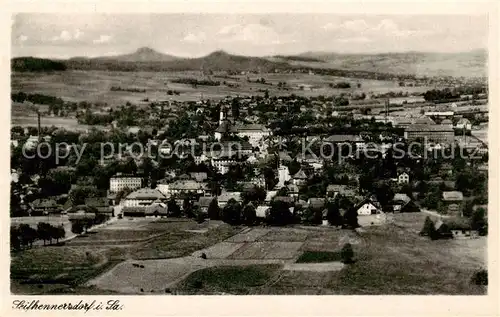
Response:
235,124,271,147
398,172,410,184
455,118,472,131
356,198,380,216
109,173,142,193
123,188,166,207
277,165,291,188
256,206,270,218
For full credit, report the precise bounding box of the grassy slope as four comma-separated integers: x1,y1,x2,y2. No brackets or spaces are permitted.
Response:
290,51,487,78
175,264,281,295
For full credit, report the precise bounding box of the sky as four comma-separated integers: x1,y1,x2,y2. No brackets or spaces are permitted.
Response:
11,14,488,58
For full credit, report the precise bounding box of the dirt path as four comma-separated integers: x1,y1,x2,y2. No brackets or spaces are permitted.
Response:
283,262,344,272
421,209,451,219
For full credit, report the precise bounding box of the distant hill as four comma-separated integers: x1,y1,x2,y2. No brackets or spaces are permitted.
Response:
93,47,179,62
64,49,290,73
11,57,67,72
11,48,487,79
295,50,487,78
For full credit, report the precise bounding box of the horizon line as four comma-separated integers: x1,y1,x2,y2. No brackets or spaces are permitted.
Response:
11,47,487,61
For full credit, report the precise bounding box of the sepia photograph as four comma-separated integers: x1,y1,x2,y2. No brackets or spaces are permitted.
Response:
9,10,490,298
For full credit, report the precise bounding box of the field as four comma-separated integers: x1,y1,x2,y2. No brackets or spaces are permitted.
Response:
10,218,241,294
11,70,434,108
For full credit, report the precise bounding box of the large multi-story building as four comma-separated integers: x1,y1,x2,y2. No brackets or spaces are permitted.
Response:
235,124,271,147
404,124,455,144
122,188,166,207
109,173,142,193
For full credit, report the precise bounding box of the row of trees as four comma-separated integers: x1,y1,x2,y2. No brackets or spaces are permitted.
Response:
70,213,110,235
10,222,66,251
203,196,360,229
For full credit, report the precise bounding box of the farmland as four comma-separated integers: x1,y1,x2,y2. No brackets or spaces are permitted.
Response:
47,214,486,295
11,70,433,107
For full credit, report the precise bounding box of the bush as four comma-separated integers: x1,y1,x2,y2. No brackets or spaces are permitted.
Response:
471,269,488,286
340,243,354,264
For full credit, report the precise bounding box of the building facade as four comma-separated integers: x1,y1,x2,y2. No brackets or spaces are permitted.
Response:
109,174,142,193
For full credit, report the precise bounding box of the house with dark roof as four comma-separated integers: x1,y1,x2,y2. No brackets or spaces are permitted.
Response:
274,196,295,205
392,193,420,213
85,197,114,216
30,199,61,215
355,197,381,216
145,202,168,218
404,124,454,144
442,191,464,216
196,196,215,213
123,188,167,208
434,217,478,239
326,184,356,198
307,198,326,210
292,169,308,186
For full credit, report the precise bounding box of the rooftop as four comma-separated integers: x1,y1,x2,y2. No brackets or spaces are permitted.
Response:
126,188,166,200
442,191,464,201
406,124,454,132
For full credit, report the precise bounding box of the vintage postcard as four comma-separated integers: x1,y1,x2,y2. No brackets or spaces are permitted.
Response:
3,0,498,316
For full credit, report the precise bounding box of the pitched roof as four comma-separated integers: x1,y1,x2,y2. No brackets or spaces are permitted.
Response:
197,196,215,208
85,197,109,208
126,188,166,200
218,192,242,202
215,120,238,133
31,199,59,209
265,191,277,201
278,151,293,162
286,184,299,193
308,198,326,209
414,116,436,125
170,180,208,191
442,191,464,201
326,184,356,196
189,172,208,182
393,193,411,203
145,203,168,215
325,134,362,142
293,169,307,179
406,124,454,132
256,206,270,218
274,196,294,204
437,217,472,230
235,124,270,132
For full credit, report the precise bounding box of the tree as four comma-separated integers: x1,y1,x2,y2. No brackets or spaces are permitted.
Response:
10,226,21,251
71,220,84,235
471,208,487,236
241,186,266,204
420,216,439,240
167,199,181,217
242,204,257,226
54,225,66,243
340,243,354,264
183,197,195,218
18,224,37,248
326,202,343,227
222,198,242,225
37,222,51,245
267,200,294,226
471,269,488,286
343,207,359,229
207,198,221,220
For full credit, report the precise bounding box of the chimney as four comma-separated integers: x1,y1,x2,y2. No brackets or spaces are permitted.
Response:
37,112,41,141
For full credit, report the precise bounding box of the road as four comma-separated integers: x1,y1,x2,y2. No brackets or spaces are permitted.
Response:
420,208,450,219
